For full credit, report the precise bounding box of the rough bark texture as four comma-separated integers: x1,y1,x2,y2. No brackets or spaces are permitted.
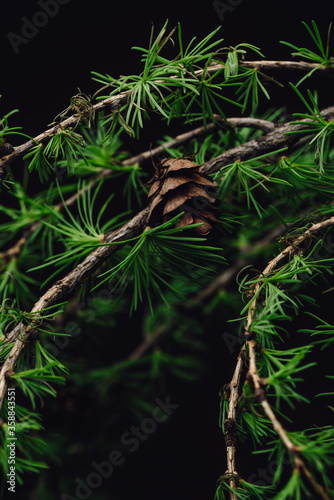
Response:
1,104,334,411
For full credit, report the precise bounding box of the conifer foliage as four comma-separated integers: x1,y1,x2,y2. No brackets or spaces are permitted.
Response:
0,19,334,500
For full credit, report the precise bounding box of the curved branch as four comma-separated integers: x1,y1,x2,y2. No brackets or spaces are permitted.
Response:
0,90,130,172
220,215,334,499
1,107,334,413
247,337,331,500
202,105,334,175
235,216,334,499
2,56,334,174
244,216,334,337
0,207,149,410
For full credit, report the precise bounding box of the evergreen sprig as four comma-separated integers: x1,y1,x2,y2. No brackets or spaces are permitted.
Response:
1,19,334,500
93,213,225,315
281,20,334,85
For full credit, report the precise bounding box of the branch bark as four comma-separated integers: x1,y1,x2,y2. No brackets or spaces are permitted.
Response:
204,60,334,78
1,56,334,174
0,208,148,409
247,337,331,500
202,105,334,175
0,90,130,173
229,215,334,500
1,106,334,413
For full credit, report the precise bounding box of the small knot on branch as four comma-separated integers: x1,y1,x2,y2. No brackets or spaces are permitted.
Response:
218,471,241,486
0,140,14,159
4,370,14,382
244,329,256,341
254,381,267,403
224,417,237,447
219,383,230,399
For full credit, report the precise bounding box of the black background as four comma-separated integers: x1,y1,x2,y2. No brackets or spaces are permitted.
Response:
1,1,334,499
1,0,332,140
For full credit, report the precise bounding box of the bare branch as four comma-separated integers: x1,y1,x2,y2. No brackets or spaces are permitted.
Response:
207,60,334,75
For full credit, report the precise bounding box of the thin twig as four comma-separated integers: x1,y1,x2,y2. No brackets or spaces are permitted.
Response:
207,60,334,75
224,346,246,500
240,60,334,73
244,216,334,336
0,114,288,265
247,338,331,500
1,115,334,413
235,216,334,500
0,90,130,172
1,56,333,174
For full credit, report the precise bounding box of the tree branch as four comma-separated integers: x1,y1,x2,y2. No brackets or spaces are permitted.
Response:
240,60,334,74
1,106,334,414
202,105,334,175
0,207,149,410
244,216,334,337
206,60,334,75
0,90,130,173
1,55,333,175
231,216,334,499
247,337,331,500
224,346,246,499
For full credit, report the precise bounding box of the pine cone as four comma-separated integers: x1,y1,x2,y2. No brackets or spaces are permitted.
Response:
146,157,221,235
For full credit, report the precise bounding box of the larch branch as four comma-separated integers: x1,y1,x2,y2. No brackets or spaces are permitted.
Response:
1,108,334,416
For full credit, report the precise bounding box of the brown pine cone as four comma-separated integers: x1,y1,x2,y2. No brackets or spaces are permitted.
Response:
146,157,221,235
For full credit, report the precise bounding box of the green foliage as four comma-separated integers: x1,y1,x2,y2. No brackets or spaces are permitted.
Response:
1,18,334,500
0,96,31,145
214,148,290,217
261,346,316,408
0,407,49,485
237,409,276,447
281,20,334,85
286,84,334,172
91,21,263,135
93,213,225,315
28,179,128,286
13,364,66,410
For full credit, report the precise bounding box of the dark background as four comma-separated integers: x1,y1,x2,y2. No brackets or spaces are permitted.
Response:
1,1,334,499
1,0,332,140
